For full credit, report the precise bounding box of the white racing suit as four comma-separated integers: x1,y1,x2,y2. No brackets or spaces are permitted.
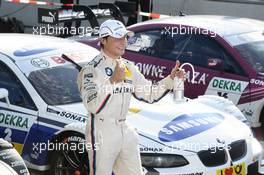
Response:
77,52,174,175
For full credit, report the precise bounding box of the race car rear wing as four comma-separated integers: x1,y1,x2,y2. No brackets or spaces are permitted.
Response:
57,5,99,28
37,1,136,37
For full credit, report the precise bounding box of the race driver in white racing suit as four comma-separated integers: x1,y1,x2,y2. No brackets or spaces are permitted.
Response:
77,19,185,175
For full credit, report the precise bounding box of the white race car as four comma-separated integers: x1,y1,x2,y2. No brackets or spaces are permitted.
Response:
0,34,262,175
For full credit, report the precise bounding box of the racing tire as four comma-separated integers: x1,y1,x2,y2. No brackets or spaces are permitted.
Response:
49,132,89,175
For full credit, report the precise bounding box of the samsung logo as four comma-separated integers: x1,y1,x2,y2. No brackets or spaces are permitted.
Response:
159,113,224,142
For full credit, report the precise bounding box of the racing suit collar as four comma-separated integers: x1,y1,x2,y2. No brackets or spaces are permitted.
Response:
101,49,123,66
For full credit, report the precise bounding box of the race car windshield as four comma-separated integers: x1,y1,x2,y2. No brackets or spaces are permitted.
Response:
235,40,264,74
28,65,82,105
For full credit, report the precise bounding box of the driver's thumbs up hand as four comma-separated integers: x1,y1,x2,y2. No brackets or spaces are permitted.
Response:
110,59,126,84
170,60,185,80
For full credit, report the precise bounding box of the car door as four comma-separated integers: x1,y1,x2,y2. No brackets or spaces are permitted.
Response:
0,58,39,156
183,34,249,104
125,26,249,104
125,29,169,82
124,27,213,97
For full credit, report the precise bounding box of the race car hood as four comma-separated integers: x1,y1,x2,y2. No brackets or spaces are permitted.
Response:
127,94,252,153
55,94,251,153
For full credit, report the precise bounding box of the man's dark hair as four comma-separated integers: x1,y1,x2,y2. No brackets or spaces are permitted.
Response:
100,36,109,48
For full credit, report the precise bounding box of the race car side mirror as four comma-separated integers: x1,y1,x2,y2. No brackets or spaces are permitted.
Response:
0,88,10,107
207,58,224,70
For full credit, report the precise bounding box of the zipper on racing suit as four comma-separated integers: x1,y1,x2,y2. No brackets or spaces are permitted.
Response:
120,82,125,137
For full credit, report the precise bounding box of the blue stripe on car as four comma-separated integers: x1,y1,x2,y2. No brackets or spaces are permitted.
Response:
38,117,66,128
22,123,59,166
0,127,27,143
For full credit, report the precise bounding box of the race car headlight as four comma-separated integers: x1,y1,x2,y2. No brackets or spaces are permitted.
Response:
141,154,189,168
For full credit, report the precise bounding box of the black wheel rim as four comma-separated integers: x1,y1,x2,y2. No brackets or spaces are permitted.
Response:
53,146,89,175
